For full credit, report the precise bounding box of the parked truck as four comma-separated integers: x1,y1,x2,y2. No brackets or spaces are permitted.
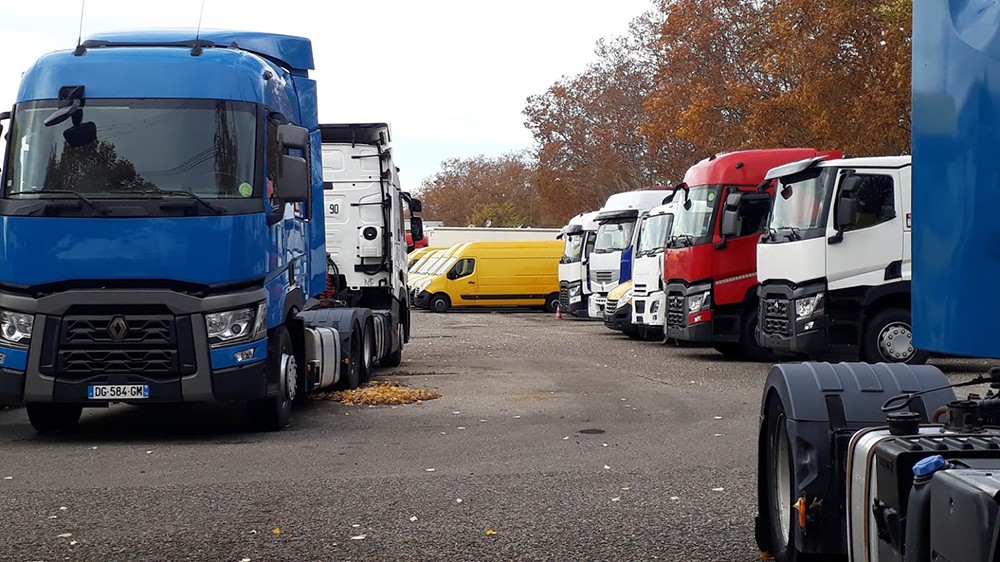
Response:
753,3,1000,561
557,210,599,317
755,155,925,364
630,201,677,339
663,149,840,359
587,188,670,319
0,29,418,433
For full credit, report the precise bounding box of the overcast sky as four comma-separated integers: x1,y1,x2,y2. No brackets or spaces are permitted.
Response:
0,0,654,190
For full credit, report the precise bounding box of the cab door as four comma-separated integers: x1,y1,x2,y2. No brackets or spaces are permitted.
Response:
826,168,903,291
448,258,478,304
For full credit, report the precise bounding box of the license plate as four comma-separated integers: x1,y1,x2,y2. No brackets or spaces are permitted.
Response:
87,384,150,400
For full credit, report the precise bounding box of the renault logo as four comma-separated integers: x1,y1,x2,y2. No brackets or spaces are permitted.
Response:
108,316,128,341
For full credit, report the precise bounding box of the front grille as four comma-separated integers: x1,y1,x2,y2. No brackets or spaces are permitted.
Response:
594,270,616,283
633,283,649,297
667,312,685,329
605,299,619,316
40,312,194,382
761,297,791,336
559,285,570,309
58,349,177,375
667,292,686,330
763,318,790,336
635,300,645,314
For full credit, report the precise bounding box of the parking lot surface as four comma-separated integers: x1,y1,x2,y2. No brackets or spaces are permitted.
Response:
0,310,993,561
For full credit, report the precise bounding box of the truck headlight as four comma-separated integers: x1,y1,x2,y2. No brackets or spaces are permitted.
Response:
796,293,824,319
0,310,33,347
688,291,710,312
569,283,582,296
206,302,266,348
650,300,660,313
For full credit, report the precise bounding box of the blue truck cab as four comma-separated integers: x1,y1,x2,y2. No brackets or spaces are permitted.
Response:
0,30,332,431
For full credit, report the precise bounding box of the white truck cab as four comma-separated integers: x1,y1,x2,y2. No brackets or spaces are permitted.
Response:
755,155,926,364
558,211,599,317
631,201,677,336
587,189,670,318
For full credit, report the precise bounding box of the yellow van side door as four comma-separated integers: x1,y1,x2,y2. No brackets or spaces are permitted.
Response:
446,258,478,305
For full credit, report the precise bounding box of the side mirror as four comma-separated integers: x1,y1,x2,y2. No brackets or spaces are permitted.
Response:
410,216,425,242
277,123,309,151
720,209,740,238
64,121,97,148
835,197,857,230
408,197,423,213
276,154,309,203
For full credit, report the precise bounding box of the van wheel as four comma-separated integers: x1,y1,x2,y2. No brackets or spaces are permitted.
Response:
544,293,560,313
862,308,929,364
248,326,295,431
26,403,82,433
429,294,450,313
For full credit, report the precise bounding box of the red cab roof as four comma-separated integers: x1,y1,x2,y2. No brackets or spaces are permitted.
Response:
682,148,842,187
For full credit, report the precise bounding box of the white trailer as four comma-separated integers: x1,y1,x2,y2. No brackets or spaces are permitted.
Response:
426,226,559,247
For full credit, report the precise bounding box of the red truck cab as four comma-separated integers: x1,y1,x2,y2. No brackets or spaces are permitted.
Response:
663,149,841,359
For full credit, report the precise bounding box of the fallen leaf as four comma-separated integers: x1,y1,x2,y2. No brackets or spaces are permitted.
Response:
611,497,621,502
440,432,447,435
69,541,78,546
145,450,153,454
457,426,466,430
670,496,679,501
455,498,463,504
620,398,626,401
479,419,487,422
562,436,569,440
271,528,281,535
3,476,11,480
350,534,366,540
57,533,72,538
352,524,360,528
604,465,611,470
409,516,418,522
59,507,67,511
485,529,497,536
513,415,521,419
48,516,57,519
712,487,725,492
249,530,257,535
425,468,436,472
452,411,461,415
621,487,631,491
713,416,723,420
90,447,97,450
313,381,440,405
602,443,608,447
714,433,724,437
241,558,251,562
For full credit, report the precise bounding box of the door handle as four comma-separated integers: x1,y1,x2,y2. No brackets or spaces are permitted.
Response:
468,281,476,284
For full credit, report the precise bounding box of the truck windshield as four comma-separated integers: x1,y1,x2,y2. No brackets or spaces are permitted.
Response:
5,98,257,199
561,233,585,263
637,213,673,255
669,185,721,246
767,167,833,239
593,219,635,253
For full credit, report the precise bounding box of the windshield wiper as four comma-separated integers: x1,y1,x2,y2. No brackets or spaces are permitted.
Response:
12,190,108,216
137,188,225,215
669,234,693,247
780,226,802,241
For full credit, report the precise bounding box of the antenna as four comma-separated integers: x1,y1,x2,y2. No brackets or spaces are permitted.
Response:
73,0,86,56
191,0,207,56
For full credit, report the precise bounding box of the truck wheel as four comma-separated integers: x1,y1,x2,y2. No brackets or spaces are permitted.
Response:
359,320,376,384
402,302,411,344
862,308,929,364
25,403,82,433
762,394,808,562
544,293,560,313
429,294,450,313
248,326,296,431
336,323,362,390
740,309,777,362
380,320,404,368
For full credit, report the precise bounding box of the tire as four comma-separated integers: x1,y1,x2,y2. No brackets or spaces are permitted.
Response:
336,323,362,390
740,309,777,362
763,394,809,562
402,301,411,344
429,293,450,313
248,326,296,431
380,319,404,368
359,320,376,384
26,403,82,433
544,293,560,313
862,307,929,365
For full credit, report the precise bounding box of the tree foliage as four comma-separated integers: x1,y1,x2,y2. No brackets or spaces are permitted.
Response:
419,153,540,227
420,0,914,226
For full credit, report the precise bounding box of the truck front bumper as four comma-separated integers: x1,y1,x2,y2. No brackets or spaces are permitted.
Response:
603,302,634,331
664,282,713,342
3,287,273,405
633,292,666,327
757,282,828,356
588,295,608,318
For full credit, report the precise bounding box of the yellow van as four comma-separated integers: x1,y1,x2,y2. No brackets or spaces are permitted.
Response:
407,246,441,270
409,244,467,290
414,240,563,312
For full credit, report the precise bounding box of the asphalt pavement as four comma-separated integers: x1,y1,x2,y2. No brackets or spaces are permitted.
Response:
0,310,995,562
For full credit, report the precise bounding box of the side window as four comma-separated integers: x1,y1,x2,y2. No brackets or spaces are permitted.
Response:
737,197,771,238
449,258,475,279
846,174,895,231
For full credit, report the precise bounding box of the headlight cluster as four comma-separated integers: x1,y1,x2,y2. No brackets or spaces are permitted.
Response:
418,279,433,292
795,293,824,319
0,310,33,347
205,302,266,348
620,289,634,305
688,291,711,313
568,283,582,296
